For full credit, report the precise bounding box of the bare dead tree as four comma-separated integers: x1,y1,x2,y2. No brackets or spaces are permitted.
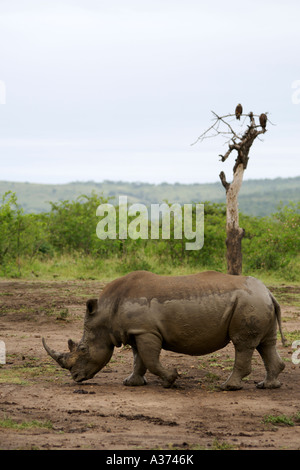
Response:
192,108,268,275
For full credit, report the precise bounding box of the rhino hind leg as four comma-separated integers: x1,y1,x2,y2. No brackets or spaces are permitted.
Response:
135,333,178,388
220,347,254,391
123,346,148,386
256,343,285,389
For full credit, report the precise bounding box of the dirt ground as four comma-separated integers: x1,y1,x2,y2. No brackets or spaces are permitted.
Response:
0,278,299,451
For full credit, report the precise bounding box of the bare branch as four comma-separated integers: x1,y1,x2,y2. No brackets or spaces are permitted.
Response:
190,116,219,145
192,108,268,173
219,142,240,162
191,110,265,147
211,111,241,141
219,171,230,192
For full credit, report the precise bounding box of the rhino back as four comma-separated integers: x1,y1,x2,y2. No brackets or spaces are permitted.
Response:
100,270,247,303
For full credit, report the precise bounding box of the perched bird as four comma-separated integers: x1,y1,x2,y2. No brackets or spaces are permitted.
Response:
259,113,267,129
235,103,243,120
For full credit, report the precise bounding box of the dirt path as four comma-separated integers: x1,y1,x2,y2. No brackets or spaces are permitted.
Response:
0,279,299,450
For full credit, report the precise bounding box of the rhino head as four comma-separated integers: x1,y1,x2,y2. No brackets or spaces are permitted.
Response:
42,298,114,383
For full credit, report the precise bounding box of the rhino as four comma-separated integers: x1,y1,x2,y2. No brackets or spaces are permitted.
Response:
43,270,286,390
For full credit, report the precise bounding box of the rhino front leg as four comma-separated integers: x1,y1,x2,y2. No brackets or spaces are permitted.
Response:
123,346,148,386
135,333,178,388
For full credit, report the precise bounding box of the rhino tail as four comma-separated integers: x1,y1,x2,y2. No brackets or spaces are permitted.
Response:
270,293,286,346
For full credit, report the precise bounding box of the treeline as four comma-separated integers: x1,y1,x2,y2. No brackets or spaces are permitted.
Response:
1,176,299,216
0,191,299,281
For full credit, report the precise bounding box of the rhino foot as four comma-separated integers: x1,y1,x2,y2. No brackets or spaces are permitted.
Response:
220,382,243,391
161,369,178,388
256,379,281,389
123,374,148,386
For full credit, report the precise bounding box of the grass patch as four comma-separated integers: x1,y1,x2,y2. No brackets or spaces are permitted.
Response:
282,330,300,346
189,439,237,450
0,370,29,385
0,360,65,385
268,286,300,307
0,417,53,430
211,438,236,450
263,413,300,427
200,372,221,391
2,252,300,286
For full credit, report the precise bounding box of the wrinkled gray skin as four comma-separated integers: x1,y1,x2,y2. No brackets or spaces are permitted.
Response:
43,270,286,390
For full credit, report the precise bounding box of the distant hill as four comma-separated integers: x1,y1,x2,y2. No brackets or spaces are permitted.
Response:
0,176,299,217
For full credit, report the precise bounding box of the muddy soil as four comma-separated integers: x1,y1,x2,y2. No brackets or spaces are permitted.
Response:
0,279,299,451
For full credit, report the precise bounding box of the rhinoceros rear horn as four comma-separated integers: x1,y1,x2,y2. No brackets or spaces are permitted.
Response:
42,338,70,370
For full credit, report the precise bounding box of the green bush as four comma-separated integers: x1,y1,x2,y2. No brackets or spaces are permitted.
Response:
0,191,299,281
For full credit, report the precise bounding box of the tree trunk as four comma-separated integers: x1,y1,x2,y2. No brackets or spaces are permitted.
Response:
196,109,267,276
220,163,245,275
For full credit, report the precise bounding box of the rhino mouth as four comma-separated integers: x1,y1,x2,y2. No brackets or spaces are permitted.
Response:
72,374,85,383
71,371,95,383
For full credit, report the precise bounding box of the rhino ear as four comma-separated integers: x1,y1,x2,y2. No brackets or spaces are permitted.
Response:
86,298,98,315
68,339,77,352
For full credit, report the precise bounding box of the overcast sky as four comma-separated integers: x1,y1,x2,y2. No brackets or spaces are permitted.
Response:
0,0,299,184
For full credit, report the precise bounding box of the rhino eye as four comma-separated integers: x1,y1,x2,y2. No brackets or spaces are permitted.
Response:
79,344,87,352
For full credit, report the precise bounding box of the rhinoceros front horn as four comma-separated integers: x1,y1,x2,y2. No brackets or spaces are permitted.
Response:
42,338,70,369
